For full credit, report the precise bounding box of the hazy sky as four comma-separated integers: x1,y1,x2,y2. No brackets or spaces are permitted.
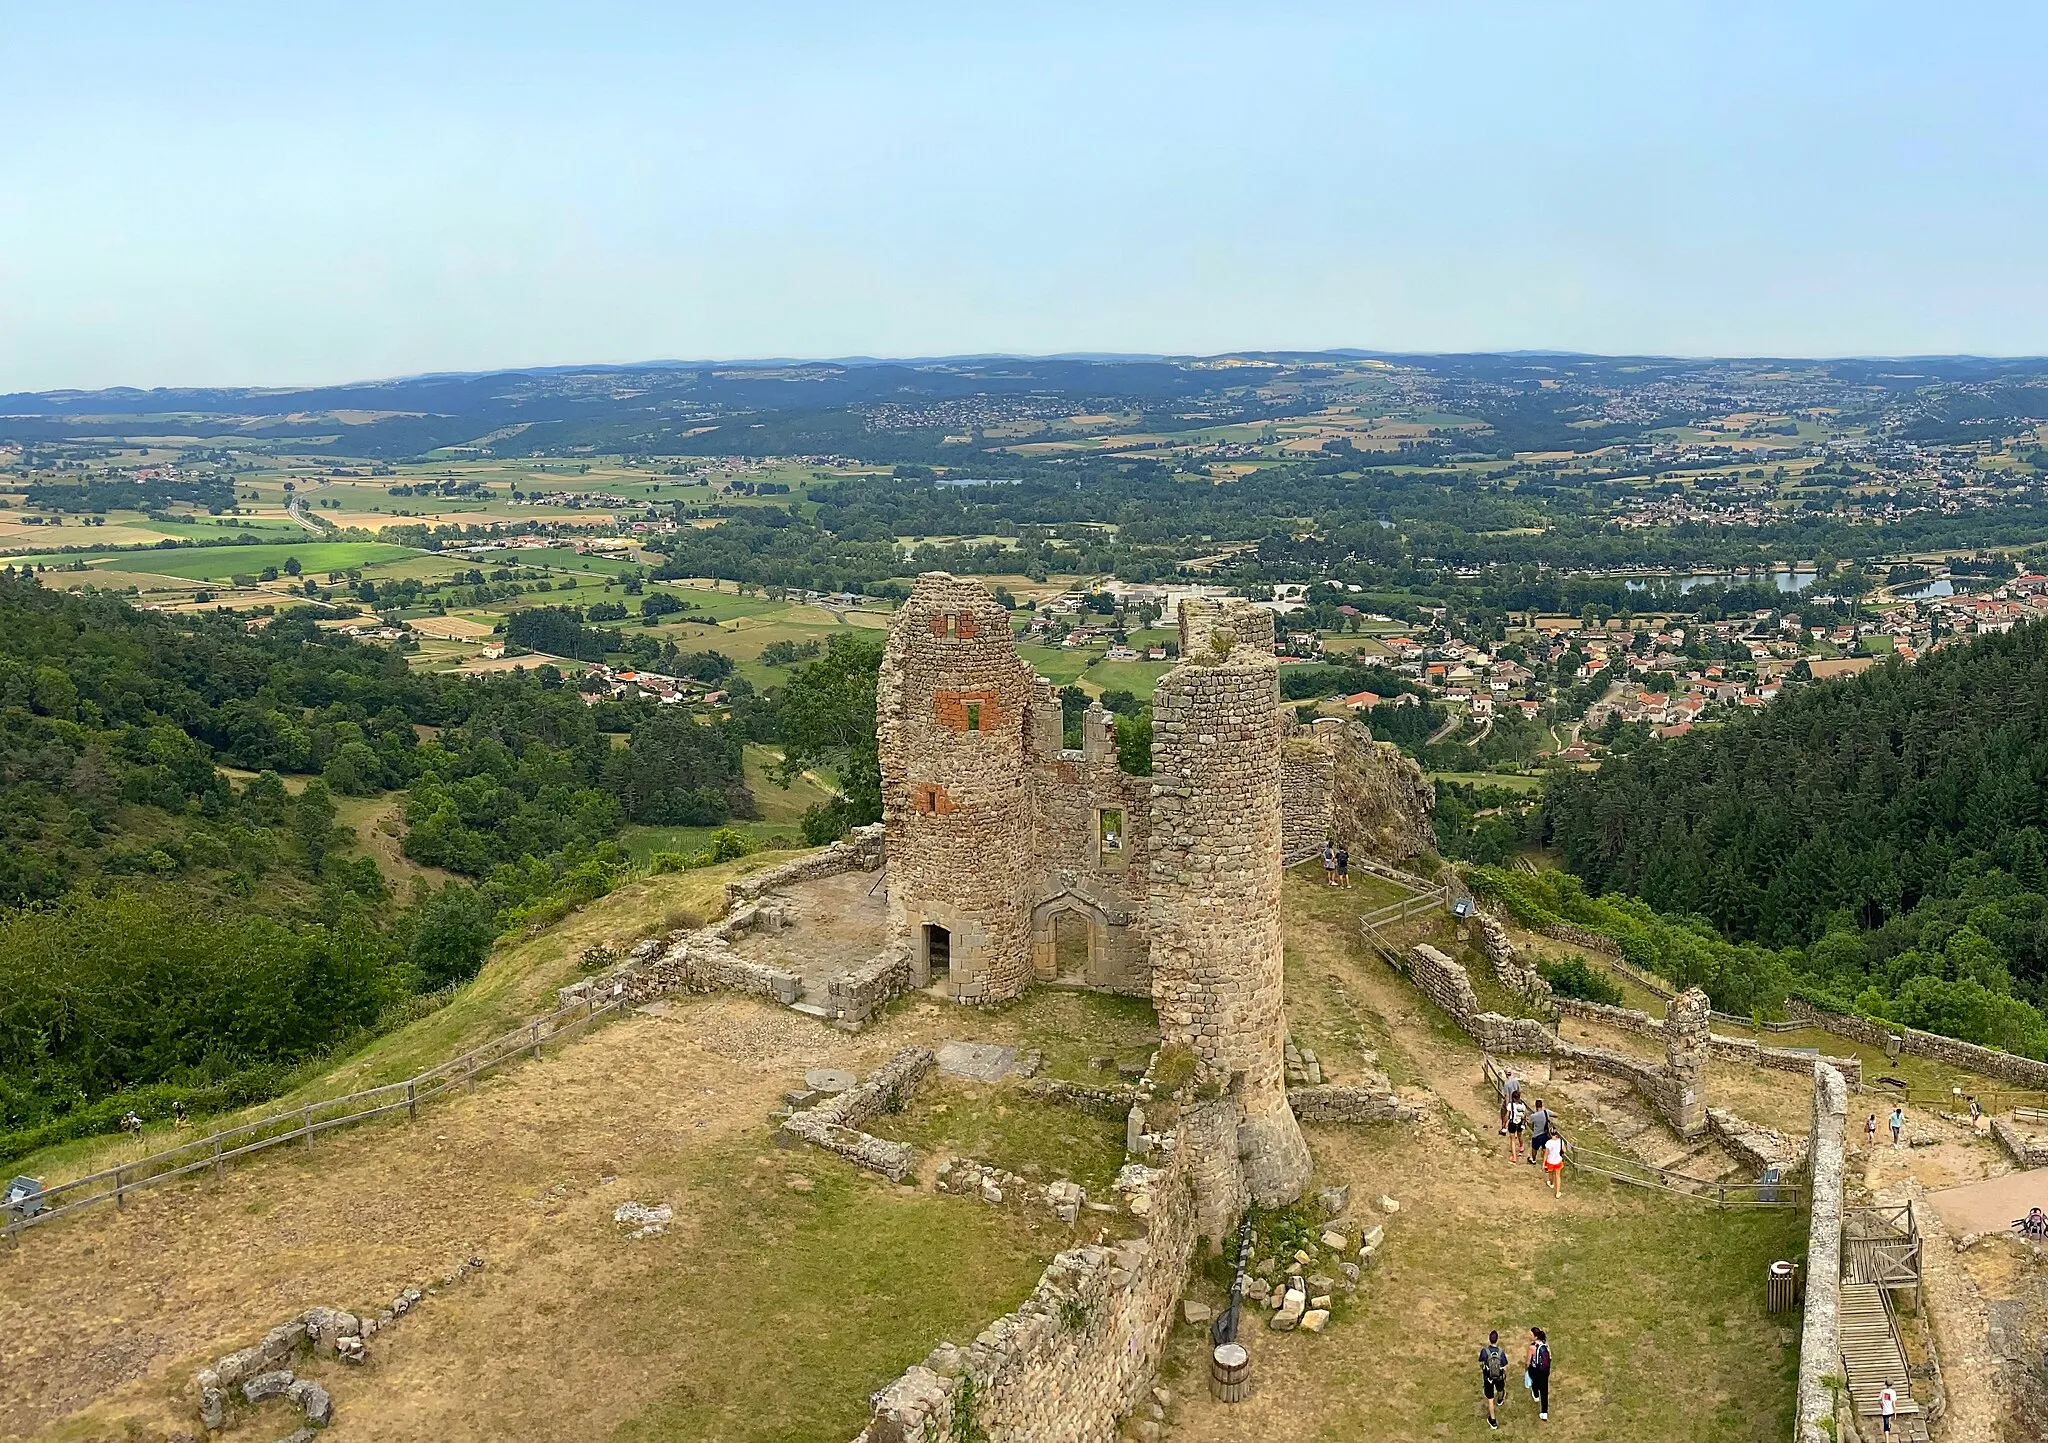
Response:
3,2,2045,390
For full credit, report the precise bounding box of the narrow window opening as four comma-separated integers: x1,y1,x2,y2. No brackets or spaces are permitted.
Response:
965,702,982,732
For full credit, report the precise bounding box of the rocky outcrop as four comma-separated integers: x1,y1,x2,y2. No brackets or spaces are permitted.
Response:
1329,722,1434,861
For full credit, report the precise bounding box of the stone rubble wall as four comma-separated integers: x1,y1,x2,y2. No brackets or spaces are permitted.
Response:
1539,920,1627,960
1787,998,2048,1089
1706,1107,1809,1175
192,1260,479,1431
1991,1116,2048,1169
1025,698,1153,994
850,1100,1217,1443
825,946,912,1030
782,1047,935,1183
1796,1063,1850,1443
1285,1084,1421,1125
1403,942,1713,1140
1557,996,1663,1036
1475,910,1552,1004
1404,942,1481,1021
724,824,884,908
1021,1074,1143,1119
935,1157,1088,1223
1278,724,1337,860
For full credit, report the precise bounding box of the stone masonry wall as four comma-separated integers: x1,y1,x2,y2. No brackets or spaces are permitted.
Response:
850,1100,1215,1443
1796,1062,1849,1443
1026,697,1152,993
1786,998,2048,1088
1148,600,1311,1211
783,1047,934,1182
1991,1117,2048,1170
1287,1085,1421,1125
1406,943,1481,1020
724,824,884,908
1278,722,1337,860
880,573,1039,1003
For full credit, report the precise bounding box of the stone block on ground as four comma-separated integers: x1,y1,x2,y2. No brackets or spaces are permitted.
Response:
935,1041,1018,1082
1376,1194,1401,1214
1300,1308,1330,1333
1183,1300,1214,1326
241,1370,294,1404
1315,1183,1350,1217
287,1378,333,1425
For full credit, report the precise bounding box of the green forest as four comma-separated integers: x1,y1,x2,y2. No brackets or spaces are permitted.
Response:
1540,619,2048,1058
0,570,804,1163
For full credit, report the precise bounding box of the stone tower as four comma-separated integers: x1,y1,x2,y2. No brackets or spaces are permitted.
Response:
1148,598,1313,1222
878,573,1038,1002
1663,986,1712,1138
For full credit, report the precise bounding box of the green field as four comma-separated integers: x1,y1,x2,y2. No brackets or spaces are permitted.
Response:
48,540,420,580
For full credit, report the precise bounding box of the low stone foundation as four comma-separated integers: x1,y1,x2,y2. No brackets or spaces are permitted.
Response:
1991,1116,2048,1169
1286,1085,1420,1125
725,824,884,908
850,1103,1214,1443
782,1046,935,1183
1706,1107,1809,1175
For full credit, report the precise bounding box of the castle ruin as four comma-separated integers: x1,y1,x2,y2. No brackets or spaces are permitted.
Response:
878,573,1320,1209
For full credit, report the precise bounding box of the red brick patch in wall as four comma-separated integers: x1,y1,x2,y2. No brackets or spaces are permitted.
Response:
933,689,1003,733
911,783,958,815
926,611,981,639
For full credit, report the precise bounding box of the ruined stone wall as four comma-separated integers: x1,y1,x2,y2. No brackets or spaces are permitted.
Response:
1662,988,1711,1138
1149,601,1311,1209
850,1101,1216,1443
723,824,883,908
783,1047,934,1182
1287,1085,1421,1125
1405,943,1482,1021
1705,1108,1809,1176
1558,997,1663,1035
1026,697,1152,993
880,574,1038,1002
1991,1117,2048,1170
1796,1063,1849,1443
1786,998,2048,1088
1279,722,1337,860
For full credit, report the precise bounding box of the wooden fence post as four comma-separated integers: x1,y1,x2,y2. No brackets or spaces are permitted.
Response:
466,1055,476,1092
531,1021,542,1060
213,1134,224,1181
115,1166,125,1210
303,1106,313,1151
407,1081,417,1121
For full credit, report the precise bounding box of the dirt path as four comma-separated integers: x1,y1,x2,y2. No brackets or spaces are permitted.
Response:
1865,1140,2009,1441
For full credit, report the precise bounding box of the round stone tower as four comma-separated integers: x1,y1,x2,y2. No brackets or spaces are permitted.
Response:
1148,599,1313,1220
878,573,1037,1002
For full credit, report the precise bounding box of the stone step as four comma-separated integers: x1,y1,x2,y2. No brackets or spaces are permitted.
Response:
789,1002,832,1020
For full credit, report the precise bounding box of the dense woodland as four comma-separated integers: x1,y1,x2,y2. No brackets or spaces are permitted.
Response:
0,572,770,1160
1544,619,2048,1057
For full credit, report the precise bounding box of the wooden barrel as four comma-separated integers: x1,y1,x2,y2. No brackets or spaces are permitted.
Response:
1210,1342,1251,1403
1767,1260,1799,1314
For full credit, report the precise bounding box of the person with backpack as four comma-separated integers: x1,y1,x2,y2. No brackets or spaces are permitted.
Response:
1526,1098,1552,1168
1499,1068,1520,1136
1526,1327,1552,1421
1479,1329,1510,1429
1335,843,1351,888
1505,1093,1530,1162
1322,841,1337,886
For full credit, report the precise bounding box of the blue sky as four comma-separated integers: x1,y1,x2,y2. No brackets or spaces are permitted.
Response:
2,2,2044,389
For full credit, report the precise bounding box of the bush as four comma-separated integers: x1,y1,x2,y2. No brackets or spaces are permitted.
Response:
1536,955,1625,1007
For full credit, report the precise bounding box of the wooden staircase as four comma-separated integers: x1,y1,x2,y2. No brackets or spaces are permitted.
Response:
1838,1282,1927,1441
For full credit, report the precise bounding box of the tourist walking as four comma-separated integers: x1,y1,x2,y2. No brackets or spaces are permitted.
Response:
1479,1329,1510,1429
1865,1113,1878,1150
1526,1327,1552,1421
1499,1068,1520,1135
1542,1130,1565,1198
1505,1093,1529,1162
1878,1379,1896,1434
1322,842,1336,886
1335,844,1350,888
1526,1098,1552,1168
1889,1105,1905,1148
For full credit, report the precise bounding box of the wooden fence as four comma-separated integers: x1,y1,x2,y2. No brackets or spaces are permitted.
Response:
3,989,628,1242
1844,1202,1923,1290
